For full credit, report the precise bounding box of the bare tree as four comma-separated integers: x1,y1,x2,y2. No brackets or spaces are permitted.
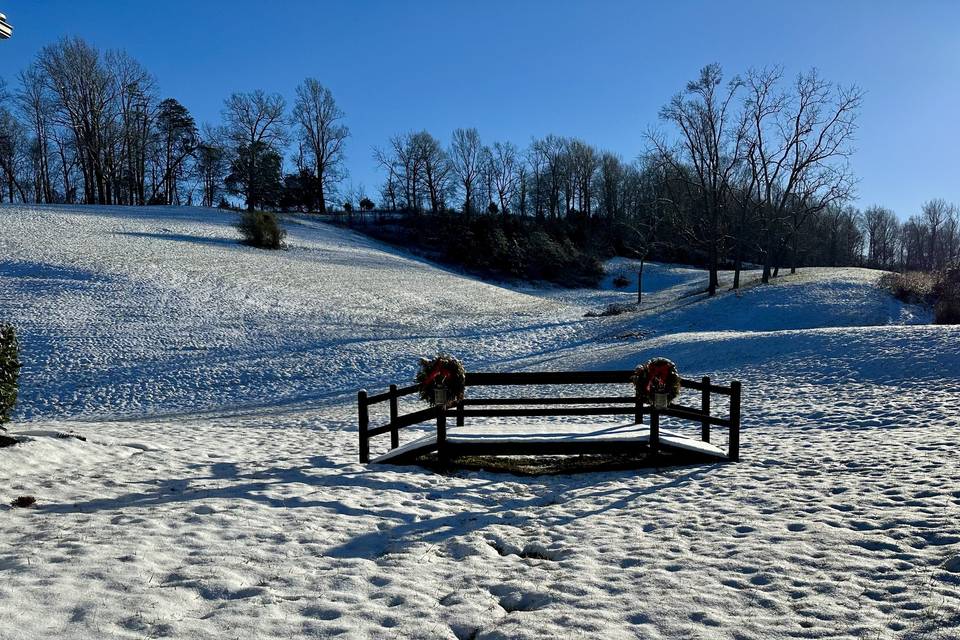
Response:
16,64,55,203
292,78,348,213
862,205,899,268
374,132,424,212
745,67,864,281
450,128,482,216
38,37,119,204
568,139,599,216
920,198,959,270
109,50,156,205
491,141,519,217
653,63,747,295
0,106,30,202
222,89,287,210
414,131,452,213
195,124,227,208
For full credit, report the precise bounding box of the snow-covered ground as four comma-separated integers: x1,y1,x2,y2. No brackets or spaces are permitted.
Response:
1,204,958,639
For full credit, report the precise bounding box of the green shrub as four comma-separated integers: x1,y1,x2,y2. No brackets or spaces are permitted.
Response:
236,210,286,249
0,324,20,429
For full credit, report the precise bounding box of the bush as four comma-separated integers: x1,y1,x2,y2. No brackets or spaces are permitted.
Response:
0,323,20,429
878,271,936,305
879,267,960,325
934,266,960,325
236,210,286,249
612,274,630,288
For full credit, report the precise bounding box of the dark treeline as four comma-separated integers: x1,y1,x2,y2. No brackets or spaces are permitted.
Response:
2,40,957,290
367,65,956,290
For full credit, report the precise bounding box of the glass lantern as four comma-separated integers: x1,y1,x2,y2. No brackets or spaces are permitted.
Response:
433,384,448,407
653,392,669,410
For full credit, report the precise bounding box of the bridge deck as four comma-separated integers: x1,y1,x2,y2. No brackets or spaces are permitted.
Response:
371,422,727,464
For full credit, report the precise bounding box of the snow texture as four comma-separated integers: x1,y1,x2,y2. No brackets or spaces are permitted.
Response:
1,204,958,639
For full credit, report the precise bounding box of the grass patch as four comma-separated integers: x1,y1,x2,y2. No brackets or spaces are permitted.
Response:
417,452,711,475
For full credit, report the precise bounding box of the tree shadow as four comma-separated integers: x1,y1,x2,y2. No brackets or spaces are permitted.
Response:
37,452,720,561
114,230,238,248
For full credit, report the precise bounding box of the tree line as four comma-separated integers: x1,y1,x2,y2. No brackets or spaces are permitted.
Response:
2,39,957,288
0,37,347,212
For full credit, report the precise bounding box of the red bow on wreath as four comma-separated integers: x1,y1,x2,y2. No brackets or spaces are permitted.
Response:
422,362,450,387
646,362,673,394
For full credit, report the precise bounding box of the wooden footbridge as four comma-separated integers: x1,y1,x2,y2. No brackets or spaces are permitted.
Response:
358,370,741,466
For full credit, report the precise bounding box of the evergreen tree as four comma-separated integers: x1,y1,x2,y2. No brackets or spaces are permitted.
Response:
225,142,282,210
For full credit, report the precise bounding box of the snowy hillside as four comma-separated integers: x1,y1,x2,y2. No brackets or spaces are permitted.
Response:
1,204,958,639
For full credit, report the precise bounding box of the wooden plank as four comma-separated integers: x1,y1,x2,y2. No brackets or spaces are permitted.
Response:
372,425,728,464
634,386,643,425
445,439,648,457
459,406,637,418
662,404,731,427
366,383,419,405
358,390,369,463
367,423,394,437
701,376,711,443
729,380,742,461
650,411,660,455
462,396,637,406
365,389,392,404
389,384,399,449
437,406,448,464
393,406,439,429
680,378,733,394
466,370,634,386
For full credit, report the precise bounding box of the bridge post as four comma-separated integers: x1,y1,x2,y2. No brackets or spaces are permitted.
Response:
634,385,643,425
701,376,711,443
729,380,741,462
456,399,465,427
436,404,448,465
389,384,399,449
358,390,369,463
649,410,660,457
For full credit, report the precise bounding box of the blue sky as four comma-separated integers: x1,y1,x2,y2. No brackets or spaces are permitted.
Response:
1,0,957,218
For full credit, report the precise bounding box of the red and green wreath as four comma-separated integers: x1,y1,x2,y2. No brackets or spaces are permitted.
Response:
416,354,466,406
631,357,681,405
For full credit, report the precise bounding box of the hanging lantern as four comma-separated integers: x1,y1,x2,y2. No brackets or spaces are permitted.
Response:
0,14,12,40
433,383,448,408
653,391,670,410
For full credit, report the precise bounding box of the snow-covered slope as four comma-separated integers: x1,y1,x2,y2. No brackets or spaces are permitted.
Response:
1,204,958,640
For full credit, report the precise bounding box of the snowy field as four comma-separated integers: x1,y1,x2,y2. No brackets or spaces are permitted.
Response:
1,204,959,639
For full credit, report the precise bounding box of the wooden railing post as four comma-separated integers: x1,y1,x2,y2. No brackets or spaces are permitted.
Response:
701,376,711,443
437,404,448,465
649,410,660,456
456,400,465,427
358,390,369,463
389,384,399,450
729,380,741,462
634,385,643,425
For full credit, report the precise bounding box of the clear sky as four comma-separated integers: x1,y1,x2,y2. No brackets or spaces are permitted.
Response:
1,0,957,218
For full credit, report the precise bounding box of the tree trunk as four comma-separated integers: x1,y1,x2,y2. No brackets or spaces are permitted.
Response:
733,242,742,290
790,232,798,275
708,241,719,296
637,259,645,306
317,170,327,213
